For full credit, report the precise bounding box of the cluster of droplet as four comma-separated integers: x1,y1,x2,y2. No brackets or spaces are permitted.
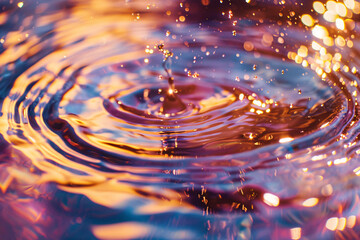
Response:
291,1,359,79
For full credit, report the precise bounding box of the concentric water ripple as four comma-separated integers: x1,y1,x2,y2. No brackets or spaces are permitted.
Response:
1,0,360,239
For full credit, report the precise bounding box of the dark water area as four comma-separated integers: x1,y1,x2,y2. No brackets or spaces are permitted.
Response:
1,0,360,239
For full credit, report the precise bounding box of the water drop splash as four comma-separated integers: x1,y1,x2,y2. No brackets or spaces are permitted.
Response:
156,43,186,114
158,43,175,92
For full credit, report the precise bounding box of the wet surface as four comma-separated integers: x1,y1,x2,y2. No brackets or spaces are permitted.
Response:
1,0,360,239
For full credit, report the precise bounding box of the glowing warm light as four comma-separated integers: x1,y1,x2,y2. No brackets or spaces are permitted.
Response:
323,36,334,46
323,11,337,22
253,100,262,107
297,45,308,57
17,2,24,8
326,1,337,12
290,228,301,240
262,33,273,47
279,137,294,143
313,1,326,14
347,216,356,228
335,18,345,30
321,184,333,196
302,198,319,207
344,0,356,10
346,19,356,30
92,223,151,240
320,122,330,129
239,93,245,101
334,157,348,165
337,217,346,231
244,41,254,51
335,36,346,47
302,60,309,67
263,193,280,207
334,53,342,61
301,14,314,27
336,3,347,17
179,16,186,22
355,2,360,14
348,39,354,48
353,166,360,176
311,41,322,50
0,171,13,193
312,25,328,39
326,217,338,231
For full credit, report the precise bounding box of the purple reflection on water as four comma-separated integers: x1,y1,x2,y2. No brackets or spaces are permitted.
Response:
0,0,360,239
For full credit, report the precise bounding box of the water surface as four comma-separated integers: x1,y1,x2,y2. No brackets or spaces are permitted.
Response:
1,0,360,239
